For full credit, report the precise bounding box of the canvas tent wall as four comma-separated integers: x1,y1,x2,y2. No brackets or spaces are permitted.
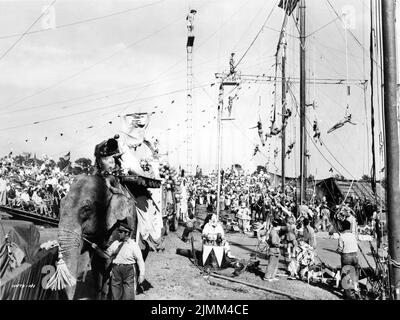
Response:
316,177,386,209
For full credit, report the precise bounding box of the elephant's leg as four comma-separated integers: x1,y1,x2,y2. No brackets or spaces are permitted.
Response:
91,254,111,300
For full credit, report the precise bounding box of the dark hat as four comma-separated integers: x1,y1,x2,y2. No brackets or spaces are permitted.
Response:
94,135,121,158
118,222,132,232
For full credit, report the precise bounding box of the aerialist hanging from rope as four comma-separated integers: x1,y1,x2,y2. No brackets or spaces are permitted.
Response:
281,109,292,124
227,94,238,117
274,147,279,159
250,120,265,146
313,120,322,145
253,144,260,157
327,109,356,134
285,142,295,158
265,120,283,140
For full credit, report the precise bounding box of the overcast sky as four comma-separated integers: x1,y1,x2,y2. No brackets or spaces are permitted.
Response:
0,0,399,179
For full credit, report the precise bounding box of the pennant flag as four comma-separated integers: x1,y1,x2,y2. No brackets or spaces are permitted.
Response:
278,0,300,16
62,152,70,162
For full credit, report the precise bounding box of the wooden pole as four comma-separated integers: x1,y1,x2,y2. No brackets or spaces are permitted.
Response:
381,0,400,300
209,272,304,300
299,0,307,203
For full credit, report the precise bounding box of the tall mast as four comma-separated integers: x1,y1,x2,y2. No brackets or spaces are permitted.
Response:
369,0,377,199
216,83,224,219
381,0,400,300
281,34,287,191
299,0,307,203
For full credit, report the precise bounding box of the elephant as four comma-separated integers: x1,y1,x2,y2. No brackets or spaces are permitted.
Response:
57,173,156,300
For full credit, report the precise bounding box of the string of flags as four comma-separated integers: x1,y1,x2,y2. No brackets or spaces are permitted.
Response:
20,94,218,143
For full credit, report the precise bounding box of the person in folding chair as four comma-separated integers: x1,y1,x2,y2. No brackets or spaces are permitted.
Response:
202,214,236,261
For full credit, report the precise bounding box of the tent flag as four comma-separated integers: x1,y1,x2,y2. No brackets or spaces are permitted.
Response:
278,0,300,16
58,152,71,171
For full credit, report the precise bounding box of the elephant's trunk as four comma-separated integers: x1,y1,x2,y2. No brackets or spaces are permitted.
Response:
57,226,83,300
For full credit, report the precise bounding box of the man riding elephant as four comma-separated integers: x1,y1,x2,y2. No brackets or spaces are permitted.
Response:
54,135,142,300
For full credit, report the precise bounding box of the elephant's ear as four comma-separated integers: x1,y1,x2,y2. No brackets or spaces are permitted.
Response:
79,199,93,221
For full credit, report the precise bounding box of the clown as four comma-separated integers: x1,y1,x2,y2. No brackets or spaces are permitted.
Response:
202,214,235,259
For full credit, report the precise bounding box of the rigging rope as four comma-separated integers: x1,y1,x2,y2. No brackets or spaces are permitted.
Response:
0,0,57,62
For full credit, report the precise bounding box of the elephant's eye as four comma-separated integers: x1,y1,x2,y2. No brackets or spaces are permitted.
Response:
80,205,92,219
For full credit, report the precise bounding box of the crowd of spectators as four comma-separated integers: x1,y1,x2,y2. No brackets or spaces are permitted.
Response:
0,153,73,219
182,166,384,284
186,166,381,241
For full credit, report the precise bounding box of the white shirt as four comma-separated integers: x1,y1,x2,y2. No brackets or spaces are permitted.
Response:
107,238,145,275
46,177,57,186
32,191,43,205
0,178,6,192
202,222,224,238
337,231,358,254
21,192,30,202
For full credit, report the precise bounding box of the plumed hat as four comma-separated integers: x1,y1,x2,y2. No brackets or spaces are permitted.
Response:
94,134,122,158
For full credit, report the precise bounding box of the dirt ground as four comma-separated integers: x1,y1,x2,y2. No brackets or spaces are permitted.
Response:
134,207,342,300
38,205,364,300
